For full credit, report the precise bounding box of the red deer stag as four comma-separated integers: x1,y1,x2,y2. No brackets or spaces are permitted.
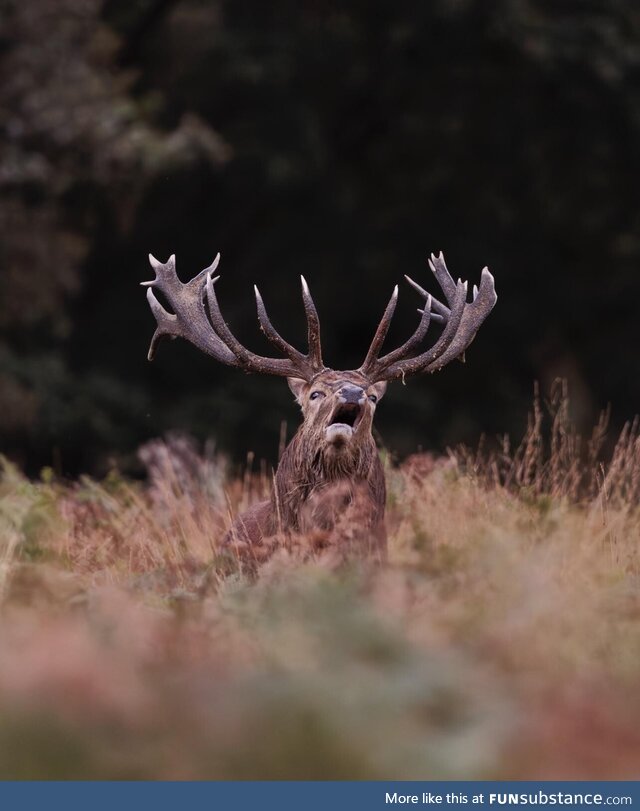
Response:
142,252,496,556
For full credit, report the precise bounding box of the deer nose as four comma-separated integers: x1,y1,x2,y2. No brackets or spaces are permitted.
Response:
338,384,365,404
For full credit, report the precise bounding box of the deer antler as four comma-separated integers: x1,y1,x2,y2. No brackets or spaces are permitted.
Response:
142,254,326,381
359,252,497,382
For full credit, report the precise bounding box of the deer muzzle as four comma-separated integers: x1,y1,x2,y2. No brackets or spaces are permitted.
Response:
325,385,366,445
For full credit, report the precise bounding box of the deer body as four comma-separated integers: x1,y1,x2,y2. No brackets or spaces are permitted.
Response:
142,251,497,557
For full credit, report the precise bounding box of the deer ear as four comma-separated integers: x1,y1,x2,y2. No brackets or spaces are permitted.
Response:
371,381,387,401
287,377,308,403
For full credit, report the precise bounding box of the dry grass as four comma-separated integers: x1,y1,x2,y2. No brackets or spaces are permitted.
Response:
1,387,640,778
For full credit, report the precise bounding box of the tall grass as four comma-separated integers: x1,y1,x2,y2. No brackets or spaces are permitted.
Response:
455,379,640,506
0,385,639,778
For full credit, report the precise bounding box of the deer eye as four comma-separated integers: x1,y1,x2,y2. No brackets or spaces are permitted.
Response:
368,394,378,404
310,390,325,401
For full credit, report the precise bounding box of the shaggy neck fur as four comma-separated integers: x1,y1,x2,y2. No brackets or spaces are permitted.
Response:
273,421,382,532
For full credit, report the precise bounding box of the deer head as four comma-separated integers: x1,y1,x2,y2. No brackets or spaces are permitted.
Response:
142,252,497,466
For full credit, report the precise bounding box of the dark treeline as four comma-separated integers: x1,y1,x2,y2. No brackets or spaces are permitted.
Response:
1,0,639,475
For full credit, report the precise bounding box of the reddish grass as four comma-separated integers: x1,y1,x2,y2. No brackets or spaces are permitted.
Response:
0,385,639,778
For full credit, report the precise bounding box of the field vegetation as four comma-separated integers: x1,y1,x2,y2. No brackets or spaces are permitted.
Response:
1,384,639,779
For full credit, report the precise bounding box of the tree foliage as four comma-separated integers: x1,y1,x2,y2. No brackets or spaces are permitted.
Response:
2,0,639,473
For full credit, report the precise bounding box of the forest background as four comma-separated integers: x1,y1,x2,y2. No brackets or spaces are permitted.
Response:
2,0,638,474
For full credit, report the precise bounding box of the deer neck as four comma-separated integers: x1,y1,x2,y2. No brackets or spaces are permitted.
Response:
293,422,375,481
272,425,379,527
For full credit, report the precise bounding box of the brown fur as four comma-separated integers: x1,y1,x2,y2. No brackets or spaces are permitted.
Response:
223,371,387,557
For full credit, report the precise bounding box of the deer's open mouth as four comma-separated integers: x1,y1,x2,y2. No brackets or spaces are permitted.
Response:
325,402,364,443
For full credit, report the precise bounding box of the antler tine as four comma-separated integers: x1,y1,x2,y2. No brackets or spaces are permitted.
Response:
254,285,307,365
404,275,448,320
428,251,458,302
205,273,302,378
300,276,323,370
144,286,176,361
359,285,399,376
142,253,238,365
370,294,433,375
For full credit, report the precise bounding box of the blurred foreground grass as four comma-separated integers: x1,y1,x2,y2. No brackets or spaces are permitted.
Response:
1,389,640,779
